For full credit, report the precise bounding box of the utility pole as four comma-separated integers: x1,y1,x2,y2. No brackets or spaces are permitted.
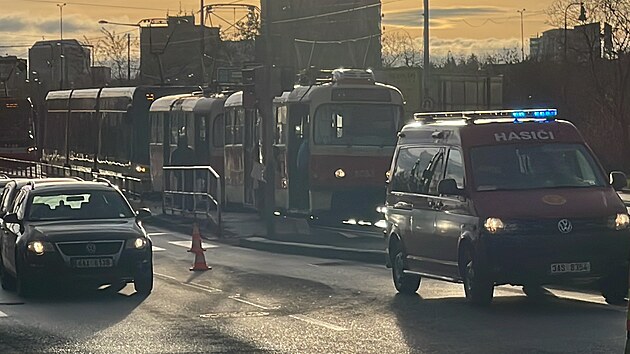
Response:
259,0,276,237
57,3,66,89
422,0,430,110
200,0,206,87
127,33,131,81
517,9,526,61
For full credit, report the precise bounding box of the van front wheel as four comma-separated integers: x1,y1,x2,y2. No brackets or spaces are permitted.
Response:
391,248,420,294
461,246,494,305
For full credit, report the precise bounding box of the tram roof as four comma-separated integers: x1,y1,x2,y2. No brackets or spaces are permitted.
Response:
192,96,226,114
149,93,195,112
46,87,138,101
285,82,403,103
224,91,243,108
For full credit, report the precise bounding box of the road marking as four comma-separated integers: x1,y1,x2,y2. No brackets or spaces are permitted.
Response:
289,314,348,331
169,240,219,249
154,272,223,294
0,310,7,318
152,246,166,252
228,295,280,310
147,232,170,236
200,311,270,319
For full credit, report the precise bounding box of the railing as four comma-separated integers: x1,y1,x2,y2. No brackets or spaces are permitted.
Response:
162,165,222,237
0,156,143,200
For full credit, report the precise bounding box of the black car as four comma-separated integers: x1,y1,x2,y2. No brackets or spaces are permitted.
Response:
0,180,153,296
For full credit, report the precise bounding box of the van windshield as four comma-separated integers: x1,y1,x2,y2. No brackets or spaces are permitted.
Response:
470,143,607,191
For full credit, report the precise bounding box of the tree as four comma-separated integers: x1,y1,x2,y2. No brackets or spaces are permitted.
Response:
381,31,422,68
547,0,630,170
84,28,139,81
234,7,261,41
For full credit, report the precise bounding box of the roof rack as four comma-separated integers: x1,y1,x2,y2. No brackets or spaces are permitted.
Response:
414,108,558,124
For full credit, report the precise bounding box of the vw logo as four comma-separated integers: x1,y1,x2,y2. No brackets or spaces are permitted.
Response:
557,219,573,234
86,243,97,254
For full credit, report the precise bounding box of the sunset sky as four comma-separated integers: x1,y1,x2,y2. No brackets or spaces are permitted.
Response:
1,0,559,60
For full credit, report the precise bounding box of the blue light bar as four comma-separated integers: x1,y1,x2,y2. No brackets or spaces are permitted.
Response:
414,108,558,123
512,109,557,119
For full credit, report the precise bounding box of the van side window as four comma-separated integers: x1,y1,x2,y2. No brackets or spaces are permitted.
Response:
444,149,464,189
392,147,443,194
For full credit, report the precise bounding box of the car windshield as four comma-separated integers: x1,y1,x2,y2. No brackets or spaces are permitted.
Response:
314,103,401,147
27,190,135,221
470,143,607,191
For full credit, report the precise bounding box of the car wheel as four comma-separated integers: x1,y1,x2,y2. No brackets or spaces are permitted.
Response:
0,255,15,291
461,246,494,305
523,284,549,300
391,245,420,294
134,262,153,295
600,266,628,305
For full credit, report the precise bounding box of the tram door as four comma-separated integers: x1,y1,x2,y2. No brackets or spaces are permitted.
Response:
287,104,310,211
243,108,256,207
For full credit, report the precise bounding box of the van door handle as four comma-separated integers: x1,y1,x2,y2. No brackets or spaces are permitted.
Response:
394,201,413,210
428,199,444,209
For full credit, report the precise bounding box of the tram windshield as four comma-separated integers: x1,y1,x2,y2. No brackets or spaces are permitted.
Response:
0,102,34,146
314,103,401,147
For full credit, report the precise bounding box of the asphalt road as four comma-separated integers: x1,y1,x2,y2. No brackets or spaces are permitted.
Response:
0,224,626,353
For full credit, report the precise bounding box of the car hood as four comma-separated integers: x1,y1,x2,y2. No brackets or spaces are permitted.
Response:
27,219,144,241
472,187,626,219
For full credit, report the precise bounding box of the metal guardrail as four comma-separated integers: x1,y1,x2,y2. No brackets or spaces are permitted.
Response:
0,156,143,200
162,165,222,237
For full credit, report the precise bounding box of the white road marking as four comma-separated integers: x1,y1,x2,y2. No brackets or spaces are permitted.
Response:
147,232,170,236
154,272,223,294
0,310,7,318
289,314,348,331
152,246,166,252
168,240,219,249
228,295,280,310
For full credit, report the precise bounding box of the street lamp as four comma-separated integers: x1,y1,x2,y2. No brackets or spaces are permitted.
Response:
564,2,587,62
517,9,526,61
57,3,66,88
57,3,66,40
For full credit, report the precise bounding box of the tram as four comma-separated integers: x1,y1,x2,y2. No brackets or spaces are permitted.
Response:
0,97,37,161
43,86,196,191
148,92,226,191
271,69,405,222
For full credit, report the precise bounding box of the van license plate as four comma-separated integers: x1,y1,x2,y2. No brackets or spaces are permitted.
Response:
74,258,113,268
550,262,590,274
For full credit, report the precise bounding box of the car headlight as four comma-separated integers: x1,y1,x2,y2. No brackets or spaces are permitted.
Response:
614,213,630,230
126,237,148,249
335,169,346,179
135,165,148,173
484,217,505,234
27,241,55,255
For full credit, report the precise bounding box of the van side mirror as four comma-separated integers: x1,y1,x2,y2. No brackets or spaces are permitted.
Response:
610,171,627,191
3,213,20,224
136,208,152,221
438,178,464,196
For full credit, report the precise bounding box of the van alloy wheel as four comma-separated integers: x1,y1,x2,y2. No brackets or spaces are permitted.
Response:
462,247,493,305
391,249,420,294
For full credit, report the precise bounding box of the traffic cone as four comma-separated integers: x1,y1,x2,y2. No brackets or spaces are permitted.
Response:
188,223,210,271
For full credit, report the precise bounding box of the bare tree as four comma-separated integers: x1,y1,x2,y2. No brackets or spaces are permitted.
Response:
84,28,139,81
547,0,630,169
484,47,521,65
381,31,422,68
234,7,261,41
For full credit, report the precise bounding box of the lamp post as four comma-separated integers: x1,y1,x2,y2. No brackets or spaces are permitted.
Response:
517,9,526,61
564,2,587,62
57,3,66,89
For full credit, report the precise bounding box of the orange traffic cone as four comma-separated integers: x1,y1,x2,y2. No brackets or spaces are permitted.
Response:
188,223,210,271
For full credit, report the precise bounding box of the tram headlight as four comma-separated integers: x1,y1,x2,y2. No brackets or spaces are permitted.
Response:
135,165,148,173
335,169,346,179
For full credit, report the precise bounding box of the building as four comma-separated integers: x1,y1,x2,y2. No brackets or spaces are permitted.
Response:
0,56,28,98
138,16,220,86
529,23,605,63
263,0,382,71
29,39,92,92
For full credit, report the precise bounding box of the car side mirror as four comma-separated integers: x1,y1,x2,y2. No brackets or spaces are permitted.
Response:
136,208,152,221
610,171,627,191
3,213,20,224
438,178,464,196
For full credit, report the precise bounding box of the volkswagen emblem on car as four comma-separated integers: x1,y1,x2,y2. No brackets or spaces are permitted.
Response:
86,243,97,254
557,219,573,234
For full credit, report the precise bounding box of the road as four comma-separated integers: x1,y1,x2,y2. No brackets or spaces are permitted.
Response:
0,224,626,353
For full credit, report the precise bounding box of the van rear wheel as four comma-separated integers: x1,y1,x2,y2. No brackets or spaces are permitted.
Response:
461,246,494,305
391,246,420,294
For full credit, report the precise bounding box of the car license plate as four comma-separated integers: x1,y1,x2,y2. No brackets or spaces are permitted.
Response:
74,258,113,268
550,262,590,274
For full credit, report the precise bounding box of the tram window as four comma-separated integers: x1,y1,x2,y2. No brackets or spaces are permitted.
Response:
225,109,234,145
213,114,225,147
314,104,400,146
234,108,244,144
198,115,207,142
275,106,287,144
149,113,163,144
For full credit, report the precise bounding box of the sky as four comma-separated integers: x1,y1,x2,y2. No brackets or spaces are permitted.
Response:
1,0,557,60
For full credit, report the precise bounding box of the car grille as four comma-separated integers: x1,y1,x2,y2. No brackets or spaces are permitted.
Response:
56,241,124,256
503,217,610,235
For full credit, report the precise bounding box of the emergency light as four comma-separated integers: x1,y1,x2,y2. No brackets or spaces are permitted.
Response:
414,108,558,124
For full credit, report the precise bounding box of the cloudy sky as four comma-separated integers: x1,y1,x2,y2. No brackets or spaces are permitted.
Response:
2,0,556,59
